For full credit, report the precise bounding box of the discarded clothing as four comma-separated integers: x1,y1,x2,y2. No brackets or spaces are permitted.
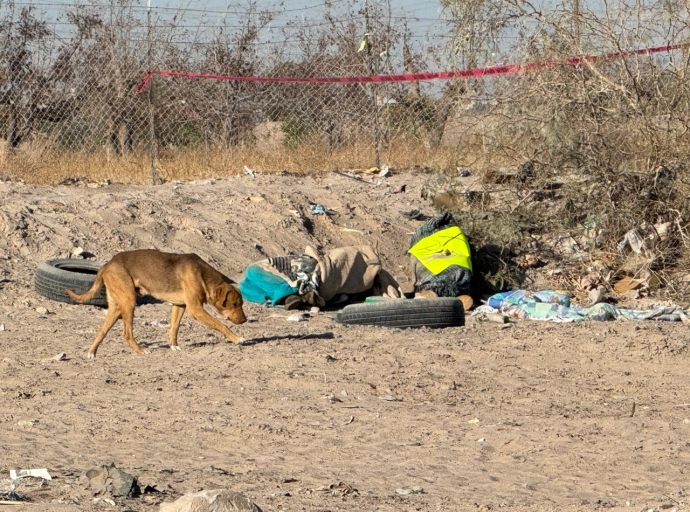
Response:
240,244,403,307
478,289,690,323
408,212,472,297
240,255,320,306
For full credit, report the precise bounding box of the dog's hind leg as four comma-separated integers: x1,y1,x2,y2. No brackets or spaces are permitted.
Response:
105,270,150,356
169,305,186,351
120,301,149,355
87,305,122,359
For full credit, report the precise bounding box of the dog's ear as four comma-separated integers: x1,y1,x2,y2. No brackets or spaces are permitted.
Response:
214,284,231,305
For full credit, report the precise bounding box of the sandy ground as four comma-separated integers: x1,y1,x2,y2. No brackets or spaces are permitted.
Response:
1,171,690,512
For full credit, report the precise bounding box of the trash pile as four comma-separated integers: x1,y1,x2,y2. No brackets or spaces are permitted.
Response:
239,244,403,309
473,289,689,323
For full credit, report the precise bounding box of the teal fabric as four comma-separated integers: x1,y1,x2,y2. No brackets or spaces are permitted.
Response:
239,263,299,305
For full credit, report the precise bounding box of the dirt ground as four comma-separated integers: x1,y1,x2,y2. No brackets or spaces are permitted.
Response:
1,170,690,512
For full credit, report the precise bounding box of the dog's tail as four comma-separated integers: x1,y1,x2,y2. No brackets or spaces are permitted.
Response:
65,267,105,303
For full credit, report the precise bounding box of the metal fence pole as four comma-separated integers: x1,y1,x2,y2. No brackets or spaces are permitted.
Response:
147,0,159,185
364,0,381,168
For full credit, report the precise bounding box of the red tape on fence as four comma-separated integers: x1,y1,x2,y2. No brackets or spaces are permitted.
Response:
135,42,688,94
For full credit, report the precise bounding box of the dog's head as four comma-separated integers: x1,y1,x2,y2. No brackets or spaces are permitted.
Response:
213,281,247,325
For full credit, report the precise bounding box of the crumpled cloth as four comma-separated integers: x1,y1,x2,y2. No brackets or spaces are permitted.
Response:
305,244,403,305
474,289,690,323
240,244,403,306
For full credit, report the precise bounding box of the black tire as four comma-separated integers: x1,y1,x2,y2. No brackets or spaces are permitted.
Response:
34,259,108,307
335,298,464,328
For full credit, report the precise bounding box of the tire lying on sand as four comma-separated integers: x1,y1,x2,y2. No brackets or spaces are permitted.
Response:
34,259,108,307
334,298,465,328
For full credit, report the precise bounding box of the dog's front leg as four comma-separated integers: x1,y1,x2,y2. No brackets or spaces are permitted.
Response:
187,304,242,344
169,305,186,351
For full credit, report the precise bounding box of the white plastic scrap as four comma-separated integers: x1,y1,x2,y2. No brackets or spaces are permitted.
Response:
10,468,52,480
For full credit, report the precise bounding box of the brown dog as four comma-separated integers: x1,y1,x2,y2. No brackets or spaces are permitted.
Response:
66,249,247,358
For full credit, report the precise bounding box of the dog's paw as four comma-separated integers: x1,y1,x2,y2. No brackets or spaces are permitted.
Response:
237,337,247,345
87,353,96,359
170,345,182,351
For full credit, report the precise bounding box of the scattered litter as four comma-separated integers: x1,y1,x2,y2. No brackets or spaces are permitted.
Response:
0,490,30,503
484,288,689,323
378,165,391,177
396,486,424,495
286,313,308,322
93,497,116,506
477,313,508,324
316,481,358,496
379,395,402,402
340,227,363,234
309,204,330,215
587,285,606,306
478,438,485,443
247,196,265,202
468,418,480,424
35,307,49,315
52,352,69,361
0,324,4,331
401,209,430,221
617,227,647,255
345,415,354,424
309,306,320,315
10,468,52,480
243,165,256,176
363,166,379,174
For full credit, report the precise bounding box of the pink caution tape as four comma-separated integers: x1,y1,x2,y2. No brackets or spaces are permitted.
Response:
136,42,688,94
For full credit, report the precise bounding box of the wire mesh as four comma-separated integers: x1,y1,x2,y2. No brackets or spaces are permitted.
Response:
0,0,687,182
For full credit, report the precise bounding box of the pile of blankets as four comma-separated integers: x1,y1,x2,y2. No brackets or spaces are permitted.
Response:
239,244,403,307
475,289,689,323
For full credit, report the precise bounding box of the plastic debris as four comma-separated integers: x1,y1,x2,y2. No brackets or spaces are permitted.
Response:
10,468,52,480
396,486,424,495
309,204,329,215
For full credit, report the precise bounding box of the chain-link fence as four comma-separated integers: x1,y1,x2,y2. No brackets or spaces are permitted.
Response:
0,0,688,183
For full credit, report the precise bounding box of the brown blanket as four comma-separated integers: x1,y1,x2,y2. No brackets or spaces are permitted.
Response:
305,244,403,303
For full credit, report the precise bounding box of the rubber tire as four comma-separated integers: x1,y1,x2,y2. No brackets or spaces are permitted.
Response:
335,298,465,328
34,259,108,307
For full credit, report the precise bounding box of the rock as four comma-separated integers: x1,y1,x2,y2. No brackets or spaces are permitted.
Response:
83,463,140,498
160,489,262,512
35,307,48,315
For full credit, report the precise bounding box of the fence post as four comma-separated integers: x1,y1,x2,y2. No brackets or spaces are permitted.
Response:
147,0,159,185
364,0,381,168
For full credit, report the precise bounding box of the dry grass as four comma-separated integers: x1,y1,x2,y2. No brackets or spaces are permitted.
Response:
4,138,494,185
